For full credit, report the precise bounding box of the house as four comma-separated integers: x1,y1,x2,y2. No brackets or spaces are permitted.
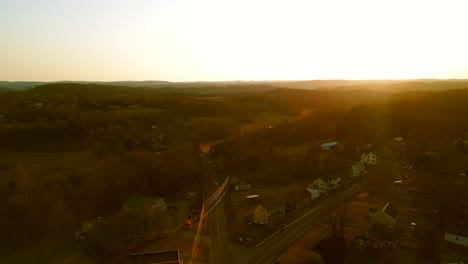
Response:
400,224,424,250
123,196,167,211
286,189,311,211
327,176,342,189
369,202,400,227
251,199,285,225
235,182,252,191
130,249,183,264
361,152,377,165
350,160,365,178
313,178,329,194
354,224,399,250
444,225,468,247
392,137,406,155
306,187,320,200
313,176,341,193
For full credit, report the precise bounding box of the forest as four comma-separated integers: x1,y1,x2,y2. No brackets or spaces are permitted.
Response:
0,81,468,262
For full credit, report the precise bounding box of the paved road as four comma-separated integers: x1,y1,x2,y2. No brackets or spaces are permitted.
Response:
209,198,231,263
204,158,232,264
248,184,365,264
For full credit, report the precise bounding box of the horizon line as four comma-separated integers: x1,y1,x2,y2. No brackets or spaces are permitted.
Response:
2,78,468,83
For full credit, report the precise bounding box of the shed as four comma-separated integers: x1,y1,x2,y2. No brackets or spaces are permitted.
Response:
235,182,252,191
321,142,338,150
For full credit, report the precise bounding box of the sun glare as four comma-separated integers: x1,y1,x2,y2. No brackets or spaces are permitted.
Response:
0,0,467,81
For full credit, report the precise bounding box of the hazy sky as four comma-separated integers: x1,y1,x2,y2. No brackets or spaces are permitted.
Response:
1,0,468,81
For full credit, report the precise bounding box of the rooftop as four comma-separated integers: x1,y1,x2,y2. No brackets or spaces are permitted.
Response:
368,224,399,243
382,202,399,219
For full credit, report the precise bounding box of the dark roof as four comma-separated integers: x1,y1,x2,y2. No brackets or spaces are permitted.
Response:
382,203,399,219
354,234,367,240
368,224,399,243
289,189,311,199
446,225,468,237
258,197,285,211
130,249,180,264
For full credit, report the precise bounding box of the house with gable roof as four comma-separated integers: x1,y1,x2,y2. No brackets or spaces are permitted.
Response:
251,199,285,225
353,224,399,250
369,202,400,227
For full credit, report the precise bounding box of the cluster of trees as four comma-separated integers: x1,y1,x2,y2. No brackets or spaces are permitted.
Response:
211,87,468,183
0,84,313,152
83,207,168,260
0,146,209,256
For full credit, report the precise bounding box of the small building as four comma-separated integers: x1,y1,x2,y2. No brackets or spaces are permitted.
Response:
392,137,406,154
313,178,329,194
327,176,341,189
444,225,468,248
251,200,285,225
321,142,338,150
369,202,400,227
307,187,320,200
350,160,365,179
353,224,399,250
361,152,377,165
286,189,311,211
130,249,183,264
235,182,252,191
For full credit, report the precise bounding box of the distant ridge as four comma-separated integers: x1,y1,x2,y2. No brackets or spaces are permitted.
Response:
0,81,47,90
1,79,468,92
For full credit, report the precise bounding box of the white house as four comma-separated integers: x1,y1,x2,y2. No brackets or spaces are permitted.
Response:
307,187,320,200
444,226,468,247
313,178,328,194
350,161,365,178
361,152,377,165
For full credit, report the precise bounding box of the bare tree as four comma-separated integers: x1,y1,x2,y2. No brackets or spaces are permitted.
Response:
326,202,353,237
327,208,339,237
